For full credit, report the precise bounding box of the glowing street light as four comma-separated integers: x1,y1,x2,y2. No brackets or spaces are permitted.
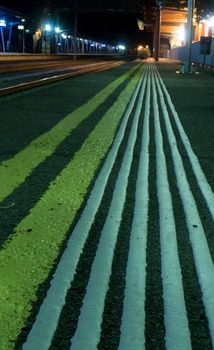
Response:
117,45,126,50
44,24,52,32
0,19,6,27
207,16,214,27
18,24,25,53
177,25,185,41
0,19,6,52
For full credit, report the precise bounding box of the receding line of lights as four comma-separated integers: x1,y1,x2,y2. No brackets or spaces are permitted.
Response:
0,17,122,53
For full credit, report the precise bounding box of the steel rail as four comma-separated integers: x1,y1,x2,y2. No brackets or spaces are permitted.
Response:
0,59,106,73
0,61,124,97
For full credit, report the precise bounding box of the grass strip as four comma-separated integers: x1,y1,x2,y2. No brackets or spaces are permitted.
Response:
0,64,144,350
0,63,140,203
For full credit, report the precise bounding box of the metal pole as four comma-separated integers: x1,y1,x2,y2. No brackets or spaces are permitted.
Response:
184,0,195,73
23,28,25,53
154,6,161,61
8,24,13,52
45,31,46,54
0,27,5,53
73,1,77,60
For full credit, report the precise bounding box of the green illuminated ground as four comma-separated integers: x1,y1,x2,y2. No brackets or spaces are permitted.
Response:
0,62,143,349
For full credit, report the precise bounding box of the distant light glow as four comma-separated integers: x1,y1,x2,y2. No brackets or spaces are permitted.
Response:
61,33,67,39
21,18,25,22
0,19,6,27
18,25,24,30
101,44,106,47
117,45,126,50
137,45,144,51
207,16,214,27
44,24,52,31
177,25,185,41
55,27,61,33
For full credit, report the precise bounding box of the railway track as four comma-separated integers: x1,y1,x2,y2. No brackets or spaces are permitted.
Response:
0,61,213,349
0,59,124,96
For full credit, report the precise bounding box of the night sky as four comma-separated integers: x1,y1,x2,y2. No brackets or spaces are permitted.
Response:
1,0,154,48
1,0,213,48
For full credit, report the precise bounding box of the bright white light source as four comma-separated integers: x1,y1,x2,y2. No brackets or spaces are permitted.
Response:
61,33,67,39
45,24,52,31
137,45,143,51
55,27,60,33
177,25,185,41
18,25,24,30
0,19,6,27
118,45,126,50
207,16,214,27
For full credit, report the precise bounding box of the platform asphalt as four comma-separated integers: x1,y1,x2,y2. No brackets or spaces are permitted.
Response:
0,59,213,350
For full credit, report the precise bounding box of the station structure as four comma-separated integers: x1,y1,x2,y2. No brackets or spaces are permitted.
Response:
0,6,122,55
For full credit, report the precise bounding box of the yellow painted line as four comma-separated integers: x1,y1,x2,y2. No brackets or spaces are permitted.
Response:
0,63,140,203
0,65,144,349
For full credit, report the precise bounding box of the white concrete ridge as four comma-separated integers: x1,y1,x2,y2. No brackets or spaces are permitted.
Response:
119,67,150,350
156,68,214,221
151,65,191,350
153,63,214,348
70,66,149,350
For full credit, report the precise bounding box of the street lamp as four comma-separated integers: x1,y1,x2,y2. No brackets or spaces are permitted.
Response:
0,19,6,53
55,27,61,53
18,24,25,53
43,23,52,54
45,24,52,32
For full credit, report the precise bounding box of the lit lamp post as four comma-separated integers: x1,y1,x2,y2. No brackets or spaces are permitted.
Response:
0,19,6,53
18,23,25,53
55,27,61,53
43,24,52,54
